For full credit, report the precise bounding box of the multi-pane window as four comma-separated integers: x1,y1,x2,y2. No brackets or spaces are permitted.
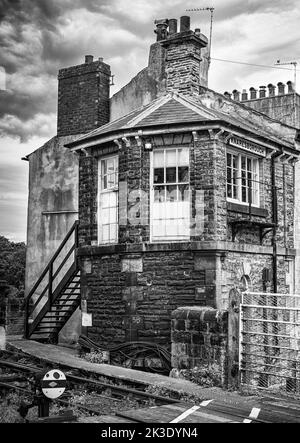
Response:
98,156,118,244
151,147,190,241
227,151,259,206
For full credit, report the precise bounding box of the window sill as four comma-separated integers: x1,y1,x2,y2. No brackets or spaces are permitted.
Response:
227,201,268,218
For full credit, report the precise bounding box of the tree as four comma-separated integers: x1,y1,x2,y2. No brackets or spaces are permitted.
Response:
0,236,26,290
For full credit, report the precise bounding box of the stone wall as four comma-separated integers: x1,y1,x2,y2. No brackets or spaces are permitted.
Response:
161,32,205,95
242,93,300,129
171,306,228,385
79,250,219,347
77,127,296,346
236,91,300,293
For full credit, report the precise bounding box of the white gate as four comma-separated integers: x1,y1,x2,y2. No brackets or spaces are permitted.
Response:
240,291,300,395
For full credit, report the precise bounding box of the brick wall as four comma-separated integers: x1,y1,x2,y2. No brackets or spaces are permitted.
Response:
57,58,111,137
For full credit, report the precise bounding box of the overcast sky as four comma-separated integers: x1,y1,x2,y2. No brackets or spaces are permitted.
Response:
0,0,300,242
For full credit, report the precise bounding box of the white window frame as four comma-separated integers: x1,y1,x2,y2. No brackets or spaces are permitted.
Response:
226,149,260,207
98,155,119,245
150,146,190,243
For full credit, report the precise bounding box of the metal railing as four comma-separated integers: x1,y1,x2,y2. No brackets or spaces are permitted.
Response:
24,220,79,338
240,291,300,396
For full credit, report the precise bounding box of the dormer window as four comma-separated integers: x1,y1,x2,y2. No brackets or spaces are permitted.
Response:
226,150,259,206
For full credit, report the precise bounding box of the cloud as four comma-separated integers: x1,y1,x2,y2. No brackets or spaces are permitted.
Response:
0,0,299,142
0,0,300,242
0,112,56,142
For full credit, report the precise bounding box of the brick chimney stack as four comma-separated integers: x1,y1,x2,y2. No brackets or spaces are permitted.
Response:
159,15,208,95
57,55,111,137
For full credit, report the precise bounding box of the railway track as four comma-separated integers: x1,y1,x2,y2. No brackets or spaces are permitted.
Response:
2,349,299,423
0,349,179,421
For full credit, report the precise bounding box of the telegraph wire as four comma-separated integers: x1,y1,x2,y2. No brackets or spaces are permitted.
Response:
211,57,300,72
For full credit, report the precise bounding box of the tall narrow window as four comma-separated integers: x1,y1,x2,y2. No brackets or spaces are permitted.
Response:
98,156,118,244
227,151,259,206
151,147,190,241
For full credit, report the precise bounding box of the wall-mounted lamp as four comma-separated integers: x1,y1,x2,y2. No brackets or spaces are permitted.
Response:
144,141,152,150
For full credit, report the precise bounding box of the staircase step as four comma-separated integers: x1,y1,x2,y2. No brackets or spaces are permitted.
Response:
58,295,80,298
58,296,80,299
47,316,72,320
36,326,61,330
55,302,79,305
40,319,66,323
45,309,74,314
50,308,78,313
54,301,79,303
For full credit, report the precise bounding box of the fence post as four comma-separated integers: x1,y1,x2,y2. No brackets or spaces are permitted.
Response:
227,288,242,389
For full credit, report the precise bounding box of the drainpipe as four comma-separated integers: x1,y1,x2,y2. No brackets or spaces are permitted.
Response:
271,151,281,293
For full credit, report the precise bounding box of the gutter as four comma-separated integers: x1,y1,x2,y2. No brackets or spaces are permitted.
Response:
271,150,283,293
65,121,297,155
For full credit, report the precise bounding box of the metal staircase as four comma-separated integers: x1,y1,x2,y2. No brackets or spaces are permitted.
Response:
25,221,80,342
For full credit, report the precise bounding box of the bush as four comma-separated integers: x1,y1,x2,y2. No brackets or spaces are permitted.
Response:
174,364,223,388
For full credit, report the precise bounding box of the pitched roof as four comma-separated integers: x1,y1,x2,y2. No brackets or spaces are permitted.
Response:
70,94,214,145
66,91,298,150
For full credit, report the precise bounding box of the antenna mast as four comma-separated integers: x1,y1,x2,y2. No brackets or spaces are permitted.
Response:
275,59,297,91
186,7,215,65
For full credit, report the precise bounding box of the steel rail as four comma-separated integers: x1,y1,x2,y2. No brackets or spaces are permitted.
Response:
0,357,178,405
0,381,121,418
67,374,179,404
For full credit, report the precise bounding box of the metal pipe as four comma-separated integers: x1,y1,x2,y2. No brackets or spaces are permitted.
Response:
271,153,280,293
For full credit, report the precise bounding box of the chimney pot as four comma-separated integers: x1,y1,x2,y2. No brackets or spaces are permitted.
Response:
180,16,190,32
259,86,266,98
277,82,285,95
232,90,240,101
241,89,248,101
154,18,169,41
169,19,178,35
268,83,276,97
194,28,201,37
85,55,94,64
224,91,232,99
287,81,295,93
249,87,257,100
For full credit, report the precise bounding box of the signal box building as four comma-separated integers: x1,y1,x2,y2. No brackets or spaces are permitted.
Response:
24,17,300,347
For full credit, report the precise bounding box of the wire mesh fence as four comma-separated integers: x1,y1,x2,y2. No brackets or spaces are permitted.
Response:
240,292,300,396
